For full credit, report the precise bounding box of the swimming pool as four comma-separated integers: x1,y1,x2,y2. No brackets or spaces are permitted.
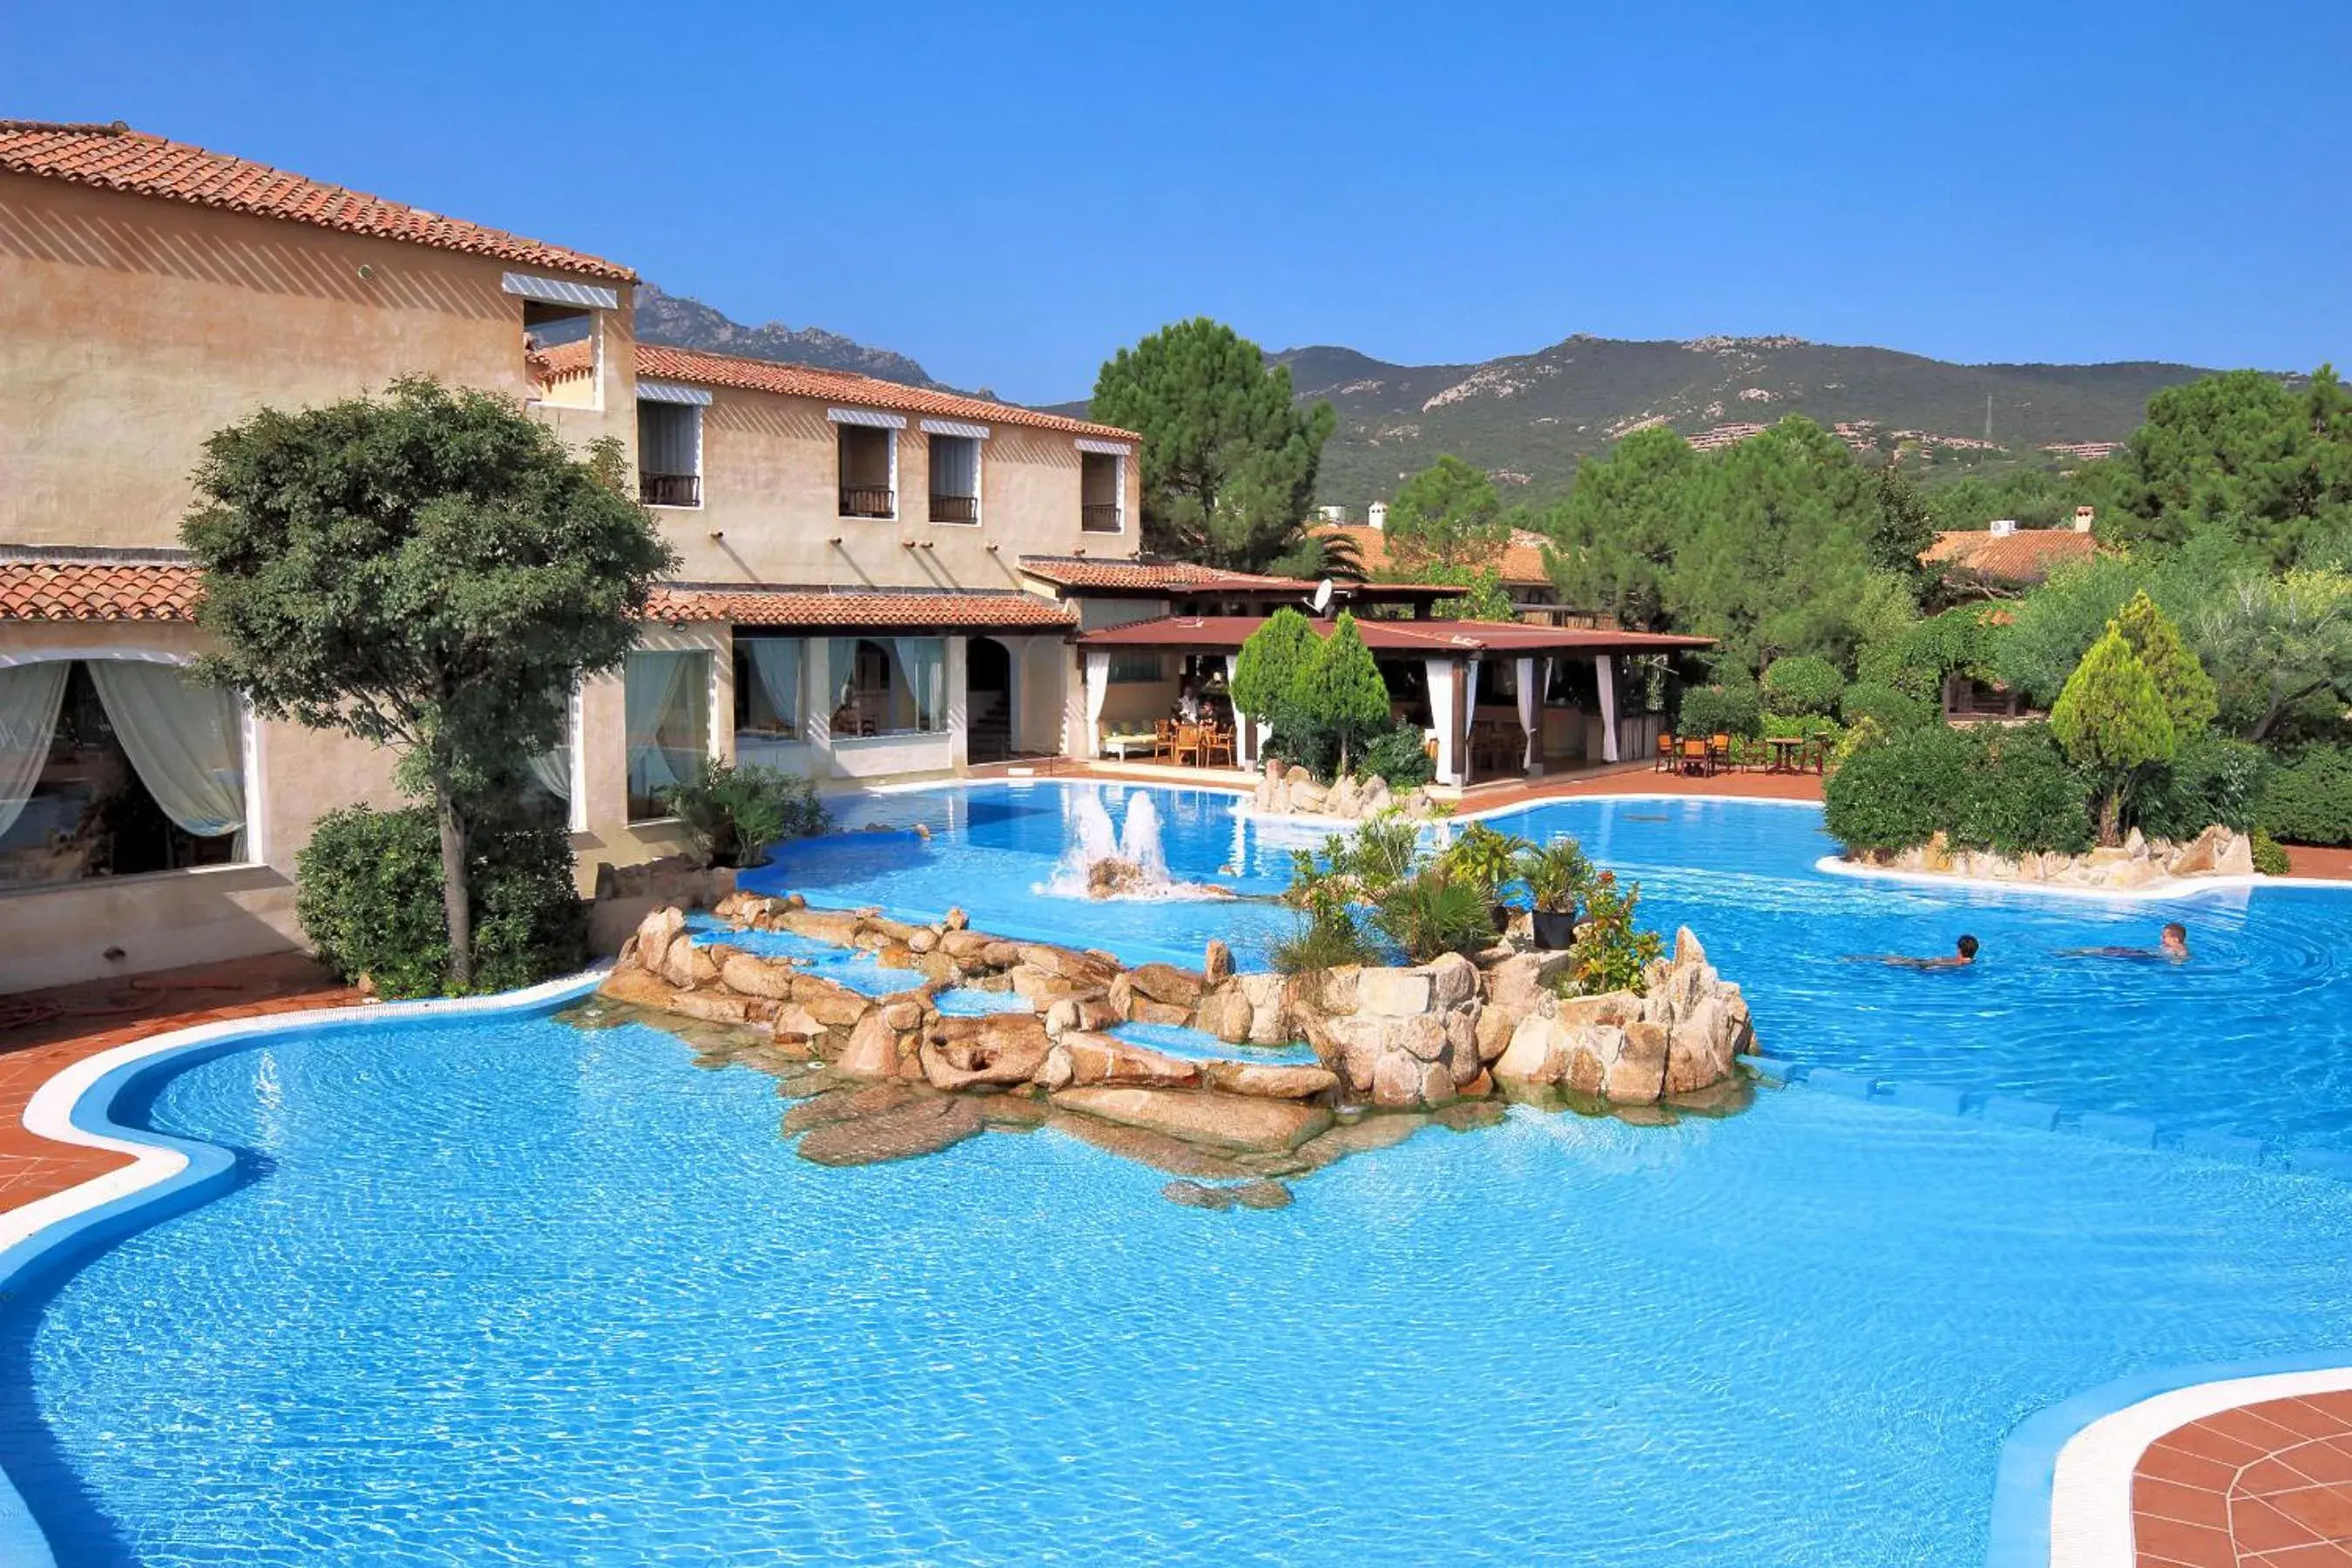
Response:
3,785,2349,1565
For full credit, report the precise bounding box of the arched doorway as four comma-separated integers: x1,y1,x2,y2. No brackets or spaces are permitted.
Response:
968,637,1013,763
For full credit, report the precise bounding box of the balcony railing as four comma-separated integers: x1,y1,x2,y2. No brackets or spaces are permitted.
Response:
841,485,896,518
639,471,701,508
929,493,979,524
1080,503,1123,533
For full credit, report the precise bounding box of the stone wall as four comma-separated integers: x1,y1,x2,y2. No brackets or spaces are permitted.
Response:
1852,822,2257,892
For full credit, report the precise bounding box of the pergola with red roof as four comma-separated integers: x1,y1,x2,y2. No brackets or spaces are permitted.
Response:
1074,614,1713,783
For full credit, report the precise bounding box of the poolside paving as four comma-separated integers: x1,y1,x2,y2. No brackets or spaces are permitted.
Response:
2134,1394,2352,1564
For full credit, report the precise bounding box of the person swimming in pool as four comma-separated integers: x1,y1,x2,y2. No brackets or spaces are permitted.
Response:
1846,935,1980,970
2060,923,2190,963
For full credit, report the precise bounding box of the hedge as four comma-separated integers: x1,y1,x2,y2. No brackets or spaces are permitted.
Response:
297,805,585,998
1839,681,1934,733
1679,682,1761,738
2257,745,2352,846
1823,721,2093,856
2132,733,2268,841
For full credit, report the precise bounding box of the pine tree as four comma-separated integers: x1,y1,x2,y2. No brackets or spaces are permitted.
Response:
2113,590,2220,736
1294,612,1391,776
1231,606,1320,748
2051,625,2178,845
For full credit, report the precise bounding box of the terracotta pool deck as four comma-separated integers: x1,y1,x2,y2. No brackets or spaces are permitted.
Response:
3,775,2350,1564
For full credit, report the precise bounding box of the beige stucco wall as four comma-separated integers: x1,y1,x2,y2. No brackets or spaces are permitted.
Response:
0,621,406,991
0,172,636,551
648,383,1142,589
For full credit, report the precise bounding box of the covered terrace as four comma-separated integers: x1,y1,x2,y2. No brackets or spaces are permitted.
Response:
1072,614,1714,786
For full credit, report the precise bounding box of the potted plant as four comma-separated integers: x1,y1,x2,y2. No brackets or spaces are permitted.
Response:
1438,821,1533,930
1519,836,1592,950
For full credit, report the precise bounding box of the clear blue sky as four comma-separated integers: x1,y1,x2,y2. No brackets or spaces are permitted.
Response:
5,0,2345,403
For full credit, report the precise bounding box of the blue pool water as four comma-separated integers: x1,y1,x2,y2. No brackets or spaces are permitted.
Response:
6,785,2352,1565
756,783,2352,1157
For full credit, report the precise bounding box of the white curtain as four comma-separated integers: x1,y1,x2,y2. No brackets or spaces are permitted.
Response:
1516,656,1540,771
625,651,691,797
894,637,945,733
1462,658,1482,780
0,659,71,842
1595,653,1620,763
830,639,860,708
1084,650,1110,758
929,435,978,501
87,659,247,848
528,693,572,801
746,639,801,733
1423,656,1457,786
1223,652,1250,767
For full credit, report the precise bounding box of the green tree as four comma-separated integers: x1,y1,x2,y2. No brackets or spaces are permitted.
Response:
184,376,678,990
2050,626,2178,844
1384,455,1507,571
1294,612,1390,774
1866,462,1938,579
1087,318,1339,574
2107,366,2352,568
1230,605,1320,740
1542,424,1697,631
2113,590,2218,736
2193,568,2352,742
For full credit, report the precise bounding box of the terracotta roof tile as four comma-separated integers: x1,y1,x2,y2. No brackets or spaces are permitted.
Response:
1920,528,2099,584
0,120,632,282
538,341,1139,443
646,585,1075,631
1313,524,1557,587
0,559,202,621
1015,556,1313,593
1075,614,1713,655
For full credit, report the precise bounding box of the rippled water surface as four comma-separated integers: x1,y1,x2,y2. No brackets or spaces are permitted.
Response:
8,786,2352,1565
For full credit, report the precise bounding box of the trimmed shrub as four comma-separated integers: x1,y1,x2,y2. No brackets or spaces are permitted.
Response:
2253,828,2293,875
1761,654,1845,717
1840,680,1933,733
1358,721,1436,789
1822,723,1976,852
1948,726,2095,857
1679,681,1761,738
297,805,585,998
667,760,828,868
2257,744,2352,845
2133,734,2268,841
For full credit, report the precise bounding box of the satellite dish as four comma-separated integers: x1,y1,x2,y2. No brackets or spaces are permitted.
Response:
1311,578,1335,613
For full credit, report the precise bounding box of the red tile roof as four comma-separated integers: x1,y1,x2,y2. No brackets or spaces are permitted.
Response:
646,585,1076,631
0,558,202,621
537,341,1140,443
0,120,632,282
1313,524,1558,587
1016,557,1316,594
1921,527,2099,584
1075,614,1711,656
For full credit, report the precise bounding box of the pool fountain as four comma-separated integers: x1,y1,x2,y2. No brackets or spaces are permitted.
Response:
1044,790,1227,900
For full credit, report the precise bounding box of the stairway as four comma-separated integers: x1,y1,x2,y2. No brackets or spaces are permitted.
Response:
968,691,1011,763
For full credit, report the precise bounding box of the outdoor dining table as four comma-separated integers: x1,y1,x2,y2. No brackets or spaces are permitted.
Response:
1765,736,1806,774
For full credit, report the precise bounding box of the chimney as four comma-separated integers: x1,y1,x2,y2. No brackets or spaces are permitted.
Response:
1318,504,1348,524
1989,518,2017,538
2073,506,2095,533
1368,501,1389,531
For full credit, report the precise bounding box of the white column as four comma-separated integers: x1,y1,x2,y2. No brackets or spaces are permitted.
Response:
1424,655,1460,786
1516,655,1540,774
1462,658,1482,785
1595,652,1620,764
803,638,834,777
1224,652,1250,768
1083,650,1111,760
946,635,970,771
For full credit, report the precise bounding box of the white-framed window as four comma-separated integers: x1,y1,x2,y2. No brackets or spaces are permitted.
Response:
734,637,803,741
637,388,706,509
625,649,712,822
1078,440,1127,533
524,683,586,833
832,408,904,519
0,653,253,889
926,420,985,526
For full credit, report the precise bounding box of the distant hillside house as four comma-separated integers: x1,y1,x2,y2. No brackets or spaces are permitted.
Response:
1311,520,1585,624
1921,515,2099,591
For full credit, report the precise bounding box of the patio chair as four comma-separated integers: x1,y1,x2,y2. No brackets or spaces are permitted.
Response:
1655,733,1676,773
1152,718,1177,761
1200,723,1235,767
1709,733,1733,774
1171,723,1204,767
1679,737,1712,776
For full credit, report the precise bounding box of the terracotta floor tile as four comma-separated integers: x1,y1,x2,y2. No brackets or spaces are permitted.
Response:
2141,1443,2246,1493
2283,1443,2352,1488
2256,1400,2352,1442
2159,1425,2281,1468
2133,1513,2238,1566
2139,1477,2234,1528
2232,1497,2331,1553
2266,1486,2352,1542
2242,1543,2352,1566
2211,1408,2321,1453
2245,1458,2327,1497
